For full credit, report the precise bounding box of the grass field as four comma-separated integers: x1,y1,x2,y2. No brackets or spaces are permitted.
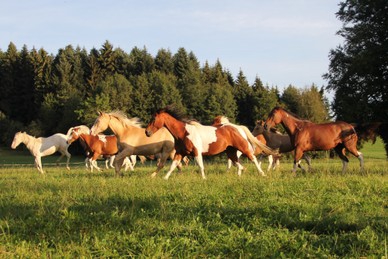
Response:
0,139,387,257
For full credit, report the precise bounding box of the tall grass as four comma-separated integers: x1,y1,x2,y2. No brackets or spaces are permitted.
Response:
0,139,387,257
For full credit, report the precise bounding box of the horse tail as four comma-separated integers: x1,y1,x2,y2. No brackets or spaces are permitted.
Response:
239,125,279,156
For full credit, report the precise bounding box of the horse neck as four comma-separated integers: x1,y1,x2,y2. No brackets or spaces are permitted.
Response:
108,116,126,137
279,112,301,135
23,133,37,150
162,116,187,140
79,134,93,145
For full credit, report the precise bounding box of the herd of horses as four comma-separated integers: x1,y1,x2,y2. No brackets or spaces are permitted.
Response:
11,106,384,179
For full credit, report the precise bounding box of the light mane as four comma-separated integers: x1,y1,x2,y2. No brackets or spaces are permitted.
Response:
218,116,231,124
107,111,143,128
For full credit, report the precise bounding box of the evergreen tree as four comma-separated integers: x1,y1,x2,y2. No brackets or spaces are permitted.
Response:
128,74,154,121
298,85,330,122
324,0,388,122
281,85,301,113
233,70,253,125
251,77,279,121
99,40,117,77
127,46,154,76
155,48,173,74
148,71,185,112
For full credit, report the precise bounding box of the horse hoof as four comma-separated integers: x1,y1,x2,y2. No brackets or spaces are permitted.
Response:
151,172,158,178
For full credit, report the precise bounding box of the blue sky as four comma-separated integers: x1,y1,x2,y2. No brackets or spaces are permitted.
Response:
1,0,343,96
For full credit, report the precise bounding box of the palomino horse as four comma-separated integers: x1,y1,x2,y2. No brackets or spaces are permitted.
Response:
67,127,132,172
252,120,311,171
264,107,364,173
146,106,277,179
11,131,71,174
212,115,272,174
90,111,177,177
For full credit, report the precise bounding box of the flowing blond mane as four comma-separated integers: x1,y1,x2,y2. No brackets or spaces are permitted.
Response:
107,111,143,128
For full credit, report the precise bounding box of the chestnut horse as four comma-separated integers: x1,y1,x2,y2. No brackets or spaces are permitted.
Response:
146,106,277,179
212,115,272,174
264,107,364,173
90,111,178,177
252,120,311,171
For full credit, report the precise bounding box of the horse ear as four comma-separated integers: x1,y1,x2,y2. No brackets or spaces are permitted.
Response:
97,111,102,115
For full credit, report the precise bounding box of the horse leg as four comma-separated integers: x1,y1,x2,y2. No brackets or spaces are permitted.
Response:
194,154,206,179
226,148,244,176
130,155,137,167
84,157,89,168
35,156,44,174
113,153,126,177
334,144,349,173
266,155,273,171
302,154,312,171
244,150,265,176
163,154,183,180
91,154,102,172
151,150,171,178
344,140,364,171
123,157,134,172
65,150,71,170
293,148,305,173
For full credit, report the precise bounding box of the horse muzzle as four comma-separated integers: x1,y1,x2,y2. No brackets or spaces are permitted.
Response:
145,129,153,137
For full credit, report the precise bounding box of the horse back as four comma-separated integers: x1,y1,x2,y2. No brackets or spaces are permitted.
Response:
296,121,356,150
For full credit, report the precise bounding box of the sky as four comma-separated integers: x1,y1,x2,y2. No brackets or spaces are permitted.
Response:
1,0,343,98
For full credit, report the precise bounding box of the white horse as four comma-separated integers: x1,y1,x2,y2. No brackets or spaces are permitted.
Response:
11,131,71,174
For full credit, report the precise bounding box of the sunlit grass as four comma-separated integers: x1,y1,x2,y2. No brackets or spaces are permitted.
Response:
0,139,386,257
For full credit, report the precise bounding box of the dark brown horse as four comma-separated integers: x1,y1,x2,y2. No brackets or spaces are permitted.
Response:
264,107,364,173
252,120,311,171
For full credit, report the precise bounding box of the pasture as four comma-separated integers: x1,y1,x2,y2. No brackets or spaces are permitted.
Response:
0,139,387,258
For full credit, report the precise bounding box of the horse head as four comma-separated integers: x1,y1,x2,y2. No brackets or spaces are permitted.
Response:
264,107,283,130
252,120,265,135
67,128,81,144
11,131,25,149
91,111,110,135
145,110,165,137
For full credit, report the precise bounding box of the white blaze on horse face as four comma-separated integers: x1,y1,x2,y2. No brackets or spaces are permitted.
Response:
185,124,217,153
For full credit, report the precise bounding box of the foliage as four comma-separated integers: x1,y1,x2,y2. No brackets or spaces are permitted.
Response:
324,0,388,122
0,42,331,144
281,85,330,123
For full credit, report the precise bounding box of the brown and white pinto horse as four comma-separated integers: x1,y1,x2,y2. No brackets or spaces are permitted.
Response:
264,107,364,173
67,127,123,172
66,126,134,171
145,106,277,179
212,115,273,174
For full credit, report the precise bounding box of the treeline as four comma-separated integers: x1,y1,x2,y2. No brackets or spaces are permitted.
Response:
0,41,330,146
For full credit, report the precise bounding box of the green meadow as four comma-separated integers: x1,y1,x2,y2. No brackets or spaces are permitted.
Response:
0,139,387,258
